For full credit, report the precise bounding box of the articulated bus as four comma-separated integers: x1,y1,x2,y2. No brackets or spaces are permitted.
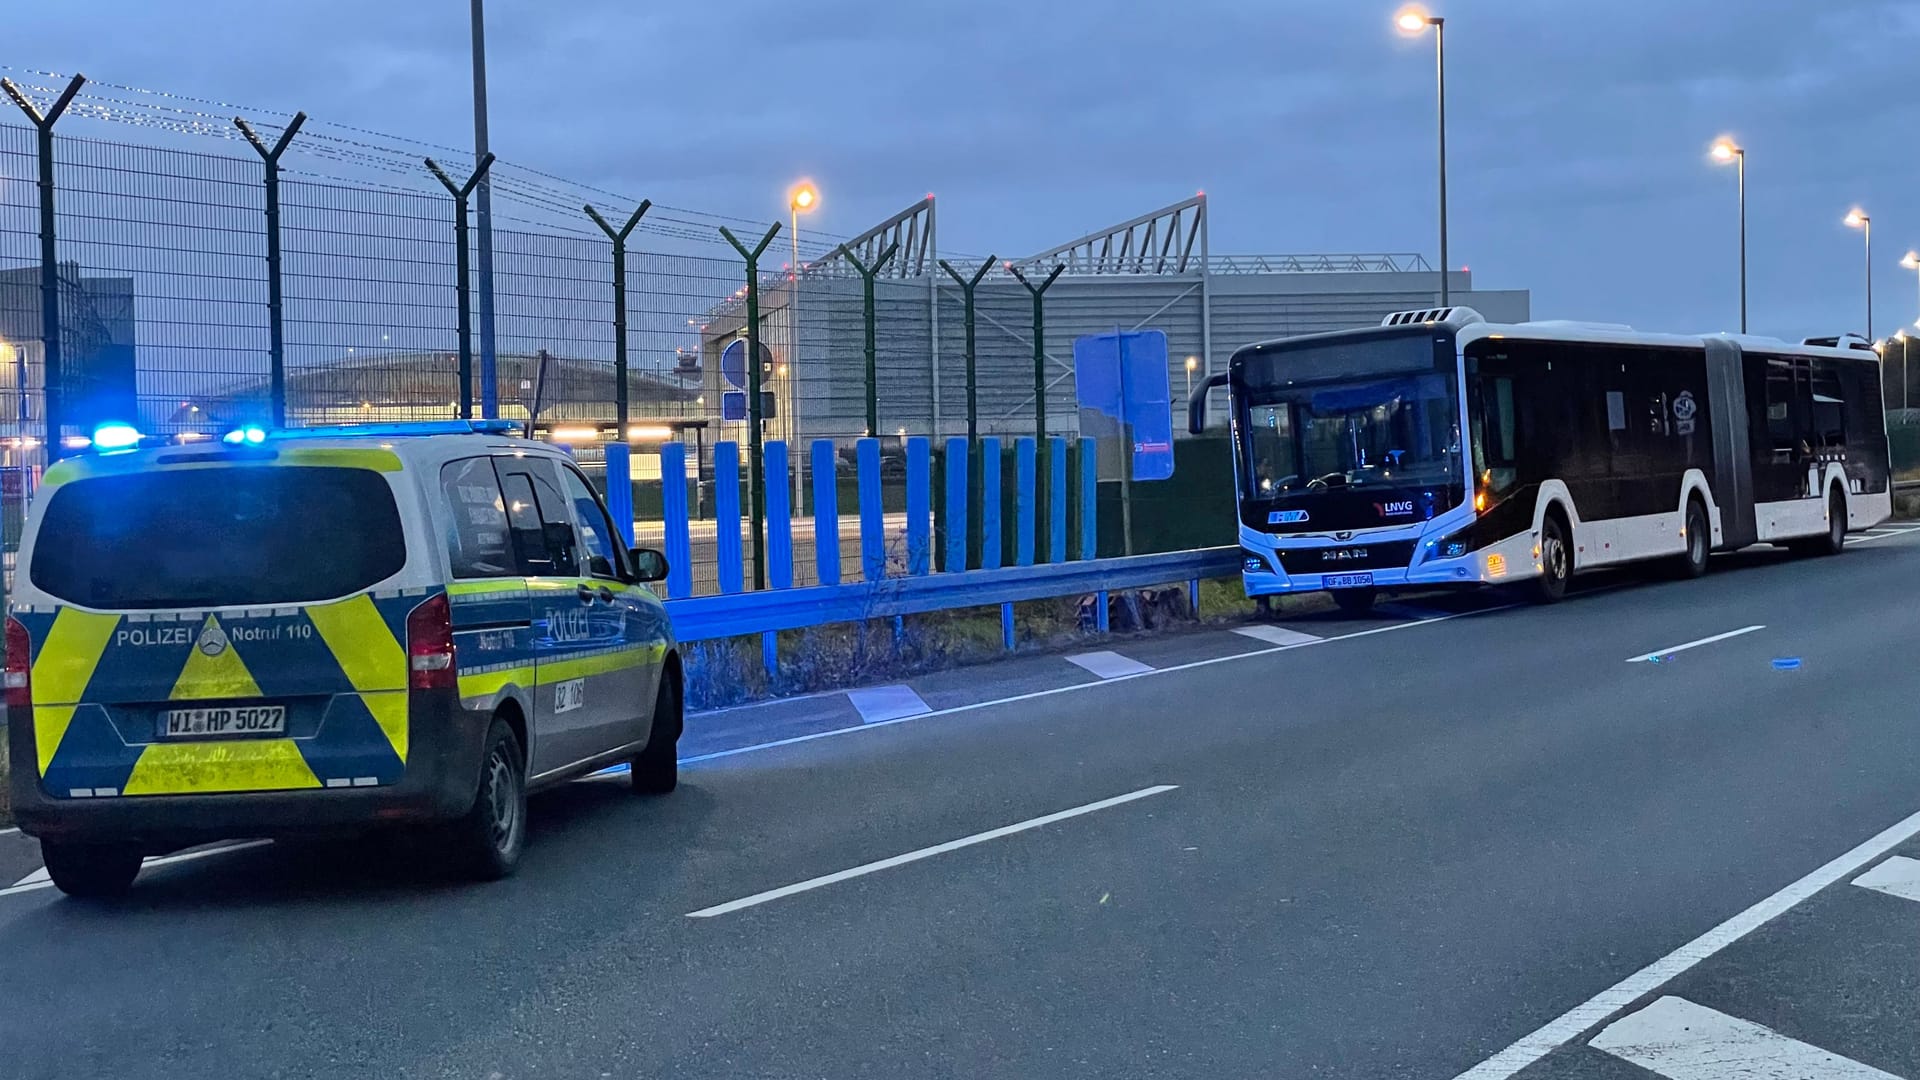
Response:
1188,307,1891,610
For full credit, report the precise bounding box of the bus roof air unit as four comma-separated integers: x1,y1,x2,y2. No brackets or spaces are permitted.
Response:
1380,306,1484,327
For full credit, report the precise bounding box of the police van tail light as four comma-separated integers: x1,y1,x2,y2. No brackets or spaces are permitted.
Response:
5,616,31,709
407,594,457,692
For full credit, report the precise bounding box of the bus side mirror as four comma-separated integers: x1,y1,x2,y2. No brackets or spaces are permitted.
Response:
1188,371,1230,435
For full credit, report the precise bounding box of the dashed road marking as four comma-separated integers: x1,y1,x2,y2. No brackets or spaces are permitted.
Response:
1233,625,1320,647
1589,996,1899,1080
1065,650,1154,679
11,867,47,887
1625,625,1765,663
686,784,1179,918
846,685,932,724
1851,854,1920,904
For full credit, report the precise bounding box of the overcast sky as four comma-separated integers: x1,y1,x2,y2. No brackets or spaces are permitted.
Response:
13,0,1920,343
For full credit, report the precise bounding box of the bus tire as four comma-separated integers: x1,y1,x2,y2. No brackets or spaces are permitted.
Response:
42,841,143,898
450,717,527,880
1331,588,1376,614
1674,498,1710,579
1530,513,1570,604
1815,487,1846,556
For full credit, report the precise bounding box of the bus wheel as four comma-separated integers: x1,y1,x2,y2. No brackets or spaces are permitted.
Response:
1530,516,1570,604
1816,488,1846,556
1331,588,1376,614
1674,499,1710,579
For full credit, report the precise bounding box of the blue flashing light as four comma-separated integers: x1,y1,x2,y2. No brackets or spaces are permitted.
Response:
91,422,143,451
223,425,268,446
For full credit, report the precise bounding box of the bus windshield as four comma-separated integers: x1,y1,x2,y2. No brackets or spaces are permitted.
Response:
1243,372,1462,501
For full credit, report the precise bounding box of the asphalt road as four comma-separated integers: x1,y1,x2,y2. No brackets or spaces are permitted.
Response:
4,528,1920,1079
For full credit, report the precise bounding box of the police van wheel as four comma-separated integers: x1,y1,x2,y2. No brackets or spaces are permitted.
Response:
452,718,526,880
631,674,681,796
42,841,142,898
1331,588,1376,614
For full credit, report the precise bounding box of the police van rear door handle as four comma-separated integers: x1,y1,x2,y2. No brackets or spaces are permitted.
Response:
576,583,595,604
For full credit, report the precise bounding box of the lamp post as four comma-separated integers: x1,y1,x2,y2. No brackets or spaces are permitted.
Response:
1897,329,1911,419
787,181,817,504
1902,250,1919,334
1710,138,1746,333
1184,355,1198,399
1396,5,1448,307
1845,208,1871,341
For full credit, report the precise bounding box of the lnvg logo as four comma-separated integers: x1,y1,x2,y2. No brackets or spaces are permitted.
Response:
1376,499,1415,517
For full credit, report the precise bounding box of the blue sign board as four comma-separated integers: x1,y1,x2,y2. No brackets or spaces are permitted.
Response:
721,390,747,421
1072,329,1175,481
721,340,747,390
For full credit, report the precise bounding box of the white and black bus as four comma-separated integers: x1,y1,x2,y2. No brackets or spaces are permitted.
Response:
1188,307,1891,609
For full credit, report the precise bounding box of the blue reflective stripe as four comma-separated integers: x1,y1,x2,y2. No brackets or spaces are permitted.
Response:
1048,436,1068,563
765,441,793,590
715,441,743,594
1015,438,1036,567
979,437,1001,571
811,439,840,587
906,437,931,576
660,442,693,600
1078,437,1098,560
943,436,968,573
603,442,635,548
858,437,883,582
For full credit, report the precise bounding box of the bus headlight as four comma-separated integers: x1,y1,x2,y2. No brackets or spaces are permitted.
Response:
1240,548,1273,574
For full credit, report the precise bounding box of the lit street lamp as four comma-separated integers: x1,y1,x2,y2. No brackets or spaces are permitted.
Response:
1896,329,1911,418
1902,250,1919,332
1710,138,1746,332
1845,208,1871,341
1396,5,1449,307
786,180,819,500
1184,355,1198,398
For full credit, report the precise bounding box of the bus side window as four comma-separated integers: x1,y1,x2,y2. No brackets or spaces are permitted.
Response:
1479,375,1518,495
1764,360,1795,455
1811,364,1846,449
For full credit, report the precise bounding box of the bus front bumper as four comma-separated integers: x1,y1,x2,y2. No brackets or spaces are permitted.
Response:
1241,534,1539,597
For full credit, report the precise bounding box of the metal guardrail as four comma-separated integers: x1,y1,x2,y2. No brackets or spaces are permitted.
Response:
666,546,1242,643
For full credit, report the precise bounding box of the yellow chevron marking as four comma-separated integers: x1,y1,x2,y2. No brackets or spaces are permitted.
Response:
169,616,263,701
123,739,320,795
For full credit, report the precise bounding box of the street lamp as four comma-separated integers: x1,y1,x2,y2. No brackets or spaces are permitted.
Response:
1902,251,1919,334
1395,5,1449,307
1845,208,1871,341
1184,355,1198,398
786,180,819,494
1897,328,1911,419
1710,137,1746,332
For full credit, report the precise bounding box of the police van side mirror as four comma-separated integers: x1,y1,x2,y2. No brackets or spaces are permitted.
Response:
630,547,669,583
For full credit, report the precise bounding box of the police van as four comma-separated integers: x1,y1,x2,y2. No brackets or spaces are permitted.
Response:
5,420,682,896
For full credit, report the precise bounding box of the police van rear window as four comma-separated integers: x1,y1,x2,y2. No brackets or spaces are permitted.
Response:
29,466,407,610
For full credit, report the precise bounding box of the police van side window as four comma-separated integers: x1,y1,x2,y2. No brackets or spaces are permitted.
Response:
440,458,516,578
559,465,627,580
499,471,578,578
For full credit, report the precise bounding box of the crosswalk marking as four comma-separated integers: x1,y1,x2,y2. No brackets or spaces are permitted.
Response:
1065,650,1154,679
1233,625,1320,647
1852,854,1920,904
1590,996,1900,1080
845,685,931,724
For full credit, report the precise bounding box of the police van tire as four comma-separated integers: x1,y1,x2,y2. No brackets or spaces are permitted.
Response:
42,841,142,898
451,718,527,880
631,674,681,796
1331,588,1376,614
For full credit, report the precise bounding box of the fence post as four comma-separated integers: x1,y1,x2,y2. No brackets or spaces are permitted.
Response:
810,439,840,586
719,223,782,592
1006,263,1067,553
235,112,306,429
585,200,651,430
937,256,996,446
2,74,84,457
837,241,898,436
660,442,693,599
425,153,496,420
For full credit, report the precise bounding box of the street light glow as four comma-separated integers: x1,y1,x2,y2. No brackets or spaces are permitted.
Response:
1709,138,1739,162
1184,356,1199,371
1903,250,1920,269
1845,208,1869,228
1395,5,1432,32
789,181,818,213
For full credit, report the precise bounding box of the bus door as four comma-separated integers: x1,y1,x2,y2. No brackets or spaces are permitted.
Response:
1746,355,1816,503
1703,339,1757,546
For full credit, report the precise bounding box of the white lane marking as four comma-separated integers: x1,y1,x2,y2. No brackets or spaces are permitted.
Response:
1590,996,1899,1080
1845,525,1920,546
1625,625,1765,663
1064,650,1154,679
0,827,18,837
0,839,272,900
681,604,1518,766
1450,804,1920,1079
846,684,931,725
1233,625,1320,647
11,866,48,887
1852,854,1920,904
686,784,1178,918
